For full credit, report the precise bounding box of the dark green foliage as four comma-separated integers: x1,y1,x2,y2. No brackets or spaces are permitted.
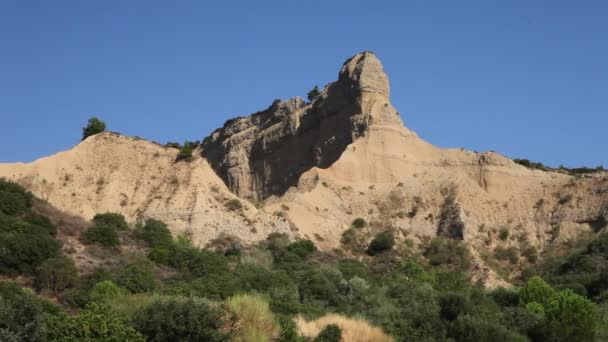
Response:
351,217,366,228
0,285,58,341
287,239,317,258
366,231,395,255
45,303,144,341
137,218,173,249
498,228,510,240
176,141,194,161
0,179,32,216
0,231,62,275
82,117,107,140
83,222,120,247
513,158,551,171
307,85,321,102
34,256,79,293
425,237,471,272
63,268,113,308
439,292,470,321
133,296,234,342
93,212,128,231
314,324,342,342
117,260,156,293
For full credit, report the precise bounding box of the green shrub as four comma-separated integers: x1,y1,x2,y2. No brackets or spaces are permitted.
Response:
133,296,234,342
499,228,510,241
367,231,395,256
45,303,144,341
0,287,58,341
307,85,321,102
494,246,520,265
90,280,121,304
522,246,538,263
225,199,242,211
314,324,342,342
93,212,128,231
176,141,194,161
34,256,78,293
287,239,317,258
0,232,62,275
82,117,107,141
439,292,471,321
117,261,155,293
83,223,120,247
352,218,366,229
425,237,471,272
136,218,173,249
0,179,32,215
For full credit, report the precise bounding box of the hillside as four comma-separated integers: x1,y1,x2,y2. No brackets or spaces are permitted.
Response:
1,52,607,287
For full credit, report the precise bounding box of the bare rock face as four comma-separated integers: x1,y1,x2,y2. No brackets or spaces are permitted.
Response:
202,51,407,199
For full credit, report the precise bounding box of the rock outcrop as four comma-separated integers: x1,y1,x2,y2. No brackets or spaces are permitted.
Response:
202,51,407,200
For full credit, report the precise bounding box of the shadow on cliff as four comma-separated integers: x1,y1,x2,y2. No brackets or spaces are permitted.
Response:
202,80,369,200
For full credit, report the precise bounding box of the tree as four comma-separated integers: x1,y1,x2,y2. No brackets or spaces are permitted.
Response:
307,85,321,102
176,141,193,161
133,296,234,342
136,218,173,249
366,231,395,256
519,276,556,307
117,260,155,293
45,303,145,341
93,213,128,231
90,280,121,304
83,223,120,247
82,117,106,141
34,256,78,293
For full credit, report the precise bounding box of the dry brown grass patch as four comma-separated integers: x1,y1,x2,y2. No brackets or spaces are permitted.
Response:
295,313,393,342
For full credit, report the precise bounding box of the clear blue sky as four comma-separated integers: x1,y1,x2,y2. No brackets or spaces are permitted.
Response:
1,1,606,167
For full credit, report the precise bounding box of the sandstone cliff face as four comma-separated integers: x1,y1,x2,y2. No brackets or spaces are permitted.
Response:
202,51,407,200
1,51,607,287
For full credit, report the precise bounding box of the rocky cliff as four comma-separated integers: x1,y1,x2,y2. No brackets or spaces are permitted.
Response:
202,52,408,200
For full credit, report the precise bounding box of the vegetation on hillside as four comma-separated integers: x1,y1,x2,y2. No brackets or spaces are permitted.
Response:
1,178,607,341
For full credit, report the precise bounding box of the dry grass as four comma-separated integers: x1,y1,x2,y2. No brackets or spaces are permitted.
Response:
227,293,280,342
295,314,394,342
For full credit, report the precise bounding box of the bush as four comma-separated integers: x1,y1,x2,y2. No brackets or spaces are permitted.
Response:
367,231,395,256
225,199,242,211
494,246,520,265
522,246,538,263
133,296,234,342
83,223,120,247
352,218,366,229
314,324,342,342
439,292,471,321
499,228,510,241
287,239,317,258
307,85,321,102
227,293,280,342
176,141,194,161
93,212,128,231
90,280,121,304
0,288,57,341
34,256,78,293
117,261,155,293
425,237,470,272
0,232,62,275
136,218,173,249
45,303,144,341
0,179,32,215
82,117,107,141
